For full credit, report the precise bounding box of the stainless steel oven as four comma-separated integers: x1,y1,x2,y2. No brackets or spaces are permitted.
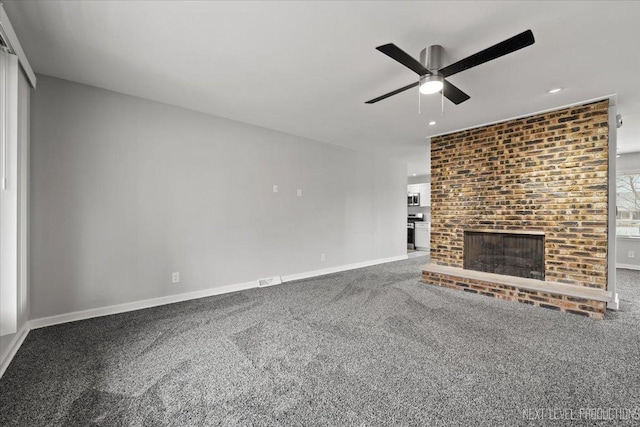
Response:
407,222,415,249
407,213,424,249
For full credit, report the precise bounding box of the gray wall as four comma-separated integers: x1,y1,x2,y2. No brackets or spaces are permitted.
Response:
617,152,640,173
30,75,406,319
616,152,640,269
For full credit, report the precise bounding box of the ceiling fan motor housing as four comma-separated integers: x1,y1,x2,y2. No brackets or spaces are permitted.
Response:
420,45,444,72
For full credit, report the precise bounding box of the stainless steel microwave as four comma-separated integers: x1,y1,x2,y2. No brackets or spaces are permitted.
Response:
408,193,420,206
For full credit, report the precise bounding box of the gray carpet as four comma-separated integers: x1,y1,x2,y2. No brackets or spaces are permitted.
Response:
1,258,639,426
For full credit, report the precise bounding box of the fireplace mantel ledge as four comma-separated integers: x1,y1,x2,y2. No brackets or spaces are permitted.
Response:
421,264,612,302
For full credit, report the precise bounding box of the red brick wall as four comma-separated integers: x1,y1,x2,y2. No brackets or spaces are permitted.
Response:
430,100,609,290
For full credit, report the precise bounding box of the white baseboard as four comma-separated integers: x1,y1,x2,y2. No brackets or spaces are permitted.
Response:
281,255,408,282
0,321,30,379
29,279,257,330
29,254,409,330
617,263,640,271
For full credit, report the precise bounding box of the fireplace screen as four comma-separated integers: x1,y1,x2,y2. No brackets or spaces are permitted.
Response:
463,231,544,280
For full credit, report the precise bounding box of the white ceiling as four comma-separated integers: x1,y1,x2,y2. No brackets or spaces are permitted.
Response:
4,1,640,177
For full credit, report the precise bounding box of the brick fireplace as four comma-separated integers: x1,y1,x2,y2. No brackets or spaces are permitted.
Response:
422,100,612,318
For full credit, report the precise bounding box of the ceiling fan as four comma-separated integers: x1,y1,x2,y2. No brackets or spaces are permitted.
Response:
365,30,535,105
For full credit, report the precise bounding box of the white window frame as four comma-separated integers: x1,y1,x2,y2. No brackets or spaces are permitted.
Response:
0,4,35,337
616,170,640,239
0,50,19,335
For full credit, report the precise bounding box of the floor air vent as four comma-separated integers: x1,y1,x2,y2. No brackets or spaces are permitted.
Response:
258,276,282,287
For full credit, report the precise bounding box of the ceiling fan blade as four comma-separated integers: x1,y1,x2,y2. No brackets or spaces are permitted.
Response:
376,43,430,76
440,30,535,78
365,81,420,104
442,80,470,105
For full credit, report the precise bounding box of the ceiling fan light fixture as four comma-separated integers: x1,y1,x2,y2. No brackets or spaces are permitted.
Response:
419,74,444,95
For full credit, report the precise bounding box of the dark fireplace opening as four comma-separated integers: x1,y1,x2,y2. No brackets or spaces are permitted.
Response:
463,231,544,280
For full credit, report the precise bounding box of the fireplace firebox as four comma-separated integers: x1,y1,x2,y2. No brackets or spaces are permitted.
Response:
463,231,544,280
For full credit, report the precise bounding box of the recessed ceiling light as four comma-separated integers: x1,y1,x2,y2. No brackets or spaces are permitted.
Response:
413,173,417,176
548,87,563,94
617,154,621,158
429,121,436,126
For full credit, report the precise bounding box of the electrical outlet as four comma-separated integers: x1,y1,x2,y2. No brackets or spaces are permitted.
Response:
172,272,180,283
297,189,302,197
321,253,326,262
273,185,278,193
629,251,635,258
